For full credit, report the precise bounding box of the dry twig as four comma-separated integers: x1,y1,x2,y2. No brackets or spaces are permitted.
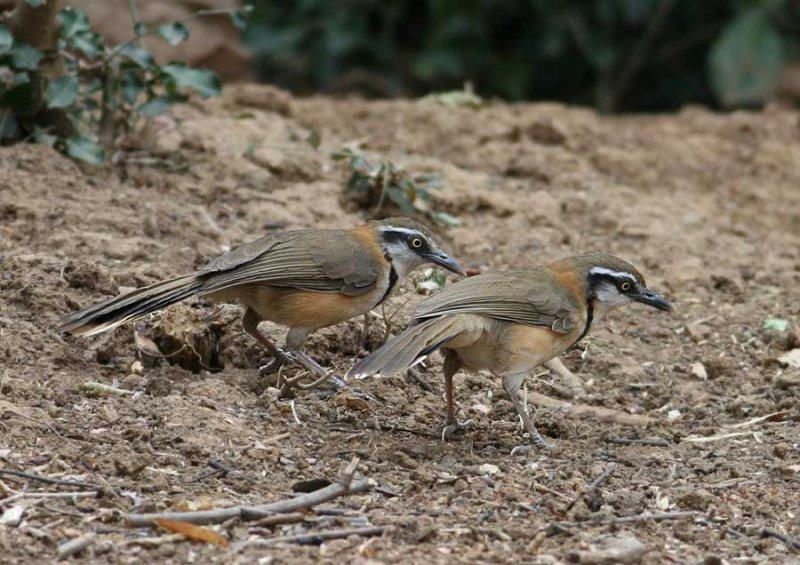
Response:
56,533,96,560
762,528,800,552
256,525,387,546
525,392,654,427
0,468,102,490
127,457,372,527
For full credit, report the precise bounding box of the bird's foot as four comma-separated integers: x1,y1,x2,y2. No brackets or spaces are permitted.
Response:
441,419,475,442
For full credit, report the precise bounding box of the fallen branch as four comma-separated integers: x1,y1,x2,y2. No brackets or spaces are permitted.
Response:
762,528,800,552
56,532,96,560
0,468,102,490
257,525,387,546
525,392,654,427
127,458,373,527
79,381,135,398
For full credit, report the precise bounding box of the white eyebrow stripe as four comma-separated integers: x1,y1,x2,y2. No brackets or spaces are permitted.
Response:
589,267,637,283
379,226,425,238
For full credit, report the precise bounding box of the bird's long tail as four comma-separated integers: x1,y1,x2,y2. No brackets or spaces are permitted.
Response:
59,274,204,336
347,316,465,379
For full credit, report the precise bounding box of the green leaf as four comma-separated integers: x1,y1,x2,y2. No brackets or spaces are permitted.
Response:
10,43,43,70
158,22,190,46
117,45,155,68
138,97,172,117
121,71,146,105
45,75,79,108
764,318,790,332
708,9,784,108
161,64,221,99
0,24,12,54
386,186,417,216
0,108,19,140
71,31,104,59
33,126,58,147
25,0,45,7
306,127,322,149
66,136,105,165
431,211,463,227
59,8,92,39
134,22,148,36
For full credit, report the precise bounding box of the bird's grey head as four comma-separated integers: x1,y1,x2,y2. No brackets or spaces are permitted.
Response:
376,218,463,280
584,255,673,312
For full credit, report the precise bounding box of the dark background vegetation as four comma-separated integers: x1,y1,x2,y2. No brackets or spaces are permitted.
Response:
244,0,800,112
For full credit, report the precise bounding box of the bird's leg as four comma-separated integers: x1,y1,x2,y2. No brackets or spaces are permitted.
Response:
544,357,586,399
440,351,473,440
502,373,553,449
242,308,294,371
360,313,371,349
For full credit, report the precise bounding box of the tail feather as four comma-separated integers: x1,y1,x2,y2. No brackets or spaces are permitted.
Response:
59,274,203,336
347,317,465,379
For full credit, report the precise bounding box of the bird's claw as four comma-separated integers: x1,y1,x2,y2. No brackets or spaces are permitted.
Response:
441,419,475,441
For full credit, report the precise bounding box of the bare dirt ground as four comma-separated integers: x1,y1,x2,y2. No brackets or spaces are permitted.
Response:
1,85,799,563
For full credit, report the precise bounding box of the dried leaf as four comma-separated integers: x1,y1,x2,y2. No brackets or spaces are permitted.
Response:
690,362,708,380
154,518,228,547
777,349,800,368
0,505,26,526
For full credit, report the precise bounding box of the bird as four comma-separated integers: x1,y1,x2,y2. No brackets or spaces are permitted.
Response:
347,253,673,447
60,217,463,382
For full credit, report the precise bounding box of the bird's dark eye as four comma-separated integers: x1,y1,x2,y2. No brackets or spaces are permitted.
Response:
620,281,632,292
410,237,424,249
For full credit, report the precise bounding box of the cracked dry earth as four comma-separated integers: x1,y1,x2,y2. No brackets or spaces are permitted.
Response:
1,85,799,563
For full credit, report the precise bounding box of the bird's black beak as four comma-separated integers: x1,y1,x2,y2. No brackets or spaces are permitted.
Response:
427,250,465,275
632,288,673,312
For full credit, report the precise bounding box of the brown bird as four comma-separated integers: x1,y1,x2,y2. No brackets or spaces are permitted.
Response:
347,253,673,446
60,217,463,381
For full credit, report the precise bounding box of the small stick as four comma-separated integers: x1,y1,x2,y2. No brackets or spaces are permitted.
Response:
683,431,754,443
607,437,671,447
525,392,654,427
721,411,791,430
762,528,800,551
127,478,374,526
290,400,302,426
0,468,102,489
531,483,572,502
208,459,257,484
562,511,699,527
79,381,134,398
248,512,306,528
57,532,96,560
564,464,615,512
1,491,99,507
258,525,387,546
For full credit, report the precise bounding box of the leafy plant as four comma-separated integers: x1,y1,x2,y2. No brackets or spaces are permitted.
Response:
333,147,461,227
244,0,800,112
0,1,251,164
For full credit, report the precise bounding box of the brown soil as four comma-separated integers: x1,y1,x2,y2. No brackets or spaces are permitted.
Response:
1,86,799,563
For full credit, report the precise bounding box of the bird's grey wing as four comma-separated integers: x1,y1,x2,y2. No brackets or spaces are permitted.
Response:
413,270,580,333
199,230,379,296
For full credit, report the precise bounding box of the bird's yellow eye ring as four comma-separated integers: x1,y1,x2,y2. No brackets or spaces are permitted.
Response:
410,238,424,249
620,281,632,291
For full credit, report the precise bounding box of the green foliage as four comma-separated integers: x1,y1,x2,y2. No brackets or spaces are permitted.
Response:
245,0,799,111
333,147,460,226
0,4,250,164
708,6,784,108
